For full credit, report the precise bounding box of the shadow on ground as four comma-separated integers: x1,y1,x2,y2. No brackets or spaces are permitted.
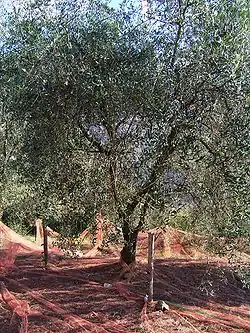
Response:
0,254,249,332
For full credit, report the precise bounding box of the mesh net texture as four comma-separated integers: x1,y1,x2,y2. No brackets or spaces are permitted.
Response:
0,221,42,271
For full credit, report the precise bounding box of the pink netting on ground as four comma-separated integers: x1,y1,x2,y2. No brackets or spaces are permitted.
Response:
0,221,43,271
0,241,20,270
0,221,42,253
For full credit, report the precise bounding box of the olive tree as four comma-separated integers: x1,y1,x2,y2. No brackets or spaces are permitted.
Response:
2,0,249,264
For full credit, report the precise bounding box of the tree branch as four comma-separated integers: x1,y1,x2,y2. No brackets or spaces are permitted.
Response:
199,139,217,163
199,139,235,182
125,125,181,216
135,195,151,232
170,0,192,67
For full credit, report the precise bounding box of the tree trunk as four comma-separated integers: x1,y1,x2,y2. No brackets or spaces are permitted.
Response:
120,229,138,265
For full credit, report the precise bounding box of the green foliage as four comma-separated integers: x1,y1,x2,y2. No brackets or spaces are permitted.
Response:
1,179,36,232
236,267,250,289
54,234,86,257
0,0,249,262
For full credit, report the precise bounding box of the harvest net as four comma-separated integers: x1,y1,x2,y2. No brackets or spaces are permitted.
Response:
137,228,204,258
0,221,42,271
0,240,20,269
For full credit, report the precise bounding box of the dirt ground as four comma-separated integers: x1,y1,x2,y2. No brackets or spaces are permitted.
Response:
0,248,249,333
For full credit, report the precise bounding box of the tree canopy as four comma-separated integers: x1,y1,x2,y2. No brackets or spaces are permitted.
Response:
0,0,249,264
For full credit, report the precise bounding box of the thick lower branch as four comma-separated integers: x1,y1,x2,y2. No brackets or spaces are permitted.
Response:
135,195,151,232
125,126,179,215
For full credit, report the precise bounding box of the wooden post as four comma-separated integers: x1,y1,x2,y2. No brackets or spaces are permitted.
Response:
42,221,48,269
148,232,155,302
35,219,43,246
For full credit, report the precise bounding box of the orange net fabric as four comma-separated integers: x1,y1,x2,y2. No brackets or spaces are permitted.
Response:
0,240,20,270
0,282,30,333
0,221,42,272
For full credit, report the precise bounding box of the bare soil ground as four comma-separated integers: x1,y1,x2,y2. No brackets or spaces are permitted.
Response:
0,248,249,333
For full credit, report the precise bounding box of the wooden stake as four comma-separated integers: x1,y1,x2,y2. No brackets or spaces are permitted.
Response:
42,222,48,269
148,232,155,302
35,219,43,246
